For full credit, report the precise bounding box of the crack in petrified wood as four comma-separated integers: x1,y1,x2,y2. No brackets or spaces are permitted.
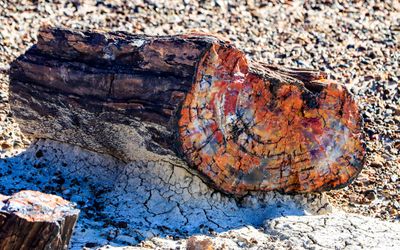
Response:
9,26,365,195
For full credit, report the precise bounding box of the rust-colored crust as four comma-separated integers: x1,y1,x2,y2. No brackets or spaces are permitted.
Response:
179,42,365,195
0,190,75,222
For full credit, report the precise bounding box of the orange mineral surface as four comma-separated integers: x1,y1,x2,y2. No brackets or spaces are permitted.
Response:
179,42,365,195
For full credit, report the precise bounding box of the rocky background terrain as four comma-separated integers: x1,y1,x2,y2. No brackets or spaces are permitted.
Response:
0,0,399,249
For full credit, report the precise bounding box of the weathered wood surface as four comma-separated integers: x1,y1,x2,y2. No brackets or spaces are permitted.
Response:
0,190,79,250
9,26,365,195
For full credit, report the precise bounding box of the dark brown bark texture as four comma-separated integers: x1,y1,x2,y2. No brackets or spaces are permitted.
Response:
0,190,79,250
9,26,365,195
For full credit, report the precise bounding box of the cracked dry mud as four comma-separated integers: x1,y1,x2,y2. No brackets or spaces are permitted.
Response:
0,139,398,249
0,140,333,249
133,213,400,249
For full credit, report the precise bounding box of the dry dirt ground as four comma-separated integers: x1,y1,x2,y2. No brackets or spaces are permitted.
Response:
0,0,399,248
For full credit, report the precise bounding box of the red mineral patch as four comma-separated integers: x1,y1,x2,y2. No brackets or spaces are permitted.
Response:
179,42,365,195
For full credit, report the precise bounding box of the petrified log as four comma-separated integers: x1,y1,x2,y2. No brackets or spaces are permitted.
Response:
0,190,79,250
9,26,365,195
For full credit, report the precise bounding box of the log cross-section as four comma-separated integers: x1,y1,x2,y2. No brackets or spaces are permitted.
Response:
0,190,79,250
9,26,365,195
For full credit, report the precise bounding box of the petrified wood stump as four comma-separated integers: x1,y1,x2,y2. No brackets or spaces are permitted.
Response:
0,190,79,250
9,26,365,195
